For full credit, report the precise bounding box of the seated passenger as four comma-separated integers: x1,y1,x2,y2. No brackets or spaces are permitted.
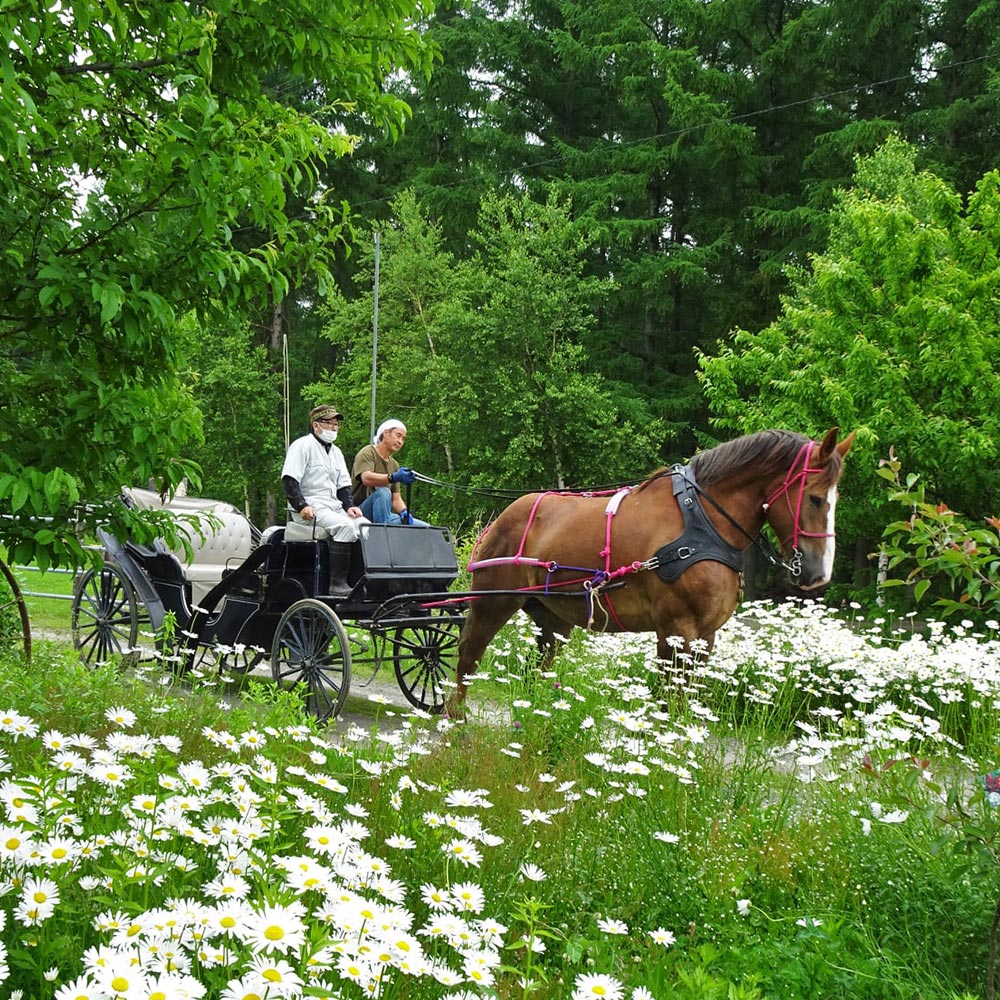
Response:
352,418,428,527
282,404,368,595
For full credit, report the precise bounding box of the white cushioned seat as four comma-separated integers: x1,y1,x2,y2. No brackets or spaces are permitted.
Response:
123,486,240,514
169,511,254,608
283,516,331,542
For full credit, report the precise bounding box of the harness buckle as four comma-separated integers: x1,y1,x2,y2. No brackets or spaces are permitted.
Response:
787,547,803,578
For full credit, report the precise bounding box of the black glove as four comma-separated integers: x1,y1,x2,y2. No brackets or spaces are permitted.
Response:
390,467,416,485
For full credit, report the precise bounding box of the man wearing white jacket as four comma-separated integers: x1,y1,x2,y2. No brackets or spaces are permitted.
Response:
281,404,368,595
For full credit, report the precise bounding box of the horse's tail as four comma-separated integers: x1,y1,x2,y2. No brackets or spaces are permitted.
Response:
468,521,494,568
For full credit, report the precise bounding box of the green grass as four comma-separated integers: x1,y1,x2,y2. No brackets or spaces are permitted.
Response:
0,601,999,999
5,560,75,633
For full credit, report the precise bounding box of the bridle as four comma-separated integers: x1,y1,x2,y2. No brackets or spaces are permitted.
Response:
682,439,833,580
762,440,834,578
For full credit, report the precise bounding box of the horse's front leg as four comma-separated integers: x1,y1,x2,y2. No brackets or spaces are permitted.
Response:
446,594,524,720
654,628,716,702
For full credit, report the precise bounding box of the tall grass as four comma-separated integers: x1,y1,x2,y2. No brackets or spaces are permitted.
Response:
0,601,996,999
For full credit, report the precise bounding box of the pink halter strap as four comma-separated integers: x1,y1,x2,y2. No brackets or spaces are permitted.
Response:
765,440,833,549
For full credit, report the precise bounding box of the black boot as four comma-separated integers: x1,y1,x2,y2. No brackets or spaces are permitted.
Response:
327,540,354,597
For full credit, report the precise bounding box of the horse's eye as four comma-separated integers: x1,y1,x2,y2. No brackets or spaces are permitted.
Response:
809,494,825,509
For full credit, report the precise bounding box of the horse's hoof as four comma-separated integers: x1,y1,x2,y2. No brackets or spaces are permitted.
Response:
444,698,467,722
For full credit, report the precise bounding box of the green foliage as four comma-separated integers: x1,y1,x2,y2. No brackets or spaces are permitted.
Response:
324,0,1000,470
698,136,1000,572
0,0,437,568
312,190,667,527
185,320,285,524
877,451,1000,622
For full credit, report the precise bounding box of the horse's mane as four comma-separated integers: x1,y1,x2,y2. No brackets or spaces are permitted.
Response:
638,429,843,492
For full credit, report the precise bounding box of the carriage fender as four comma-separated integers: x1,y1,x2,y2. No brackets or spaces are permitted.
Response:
95,529,168,634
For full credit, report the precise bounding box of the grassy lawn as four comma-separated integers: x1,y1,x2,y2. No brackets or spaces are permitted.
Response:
9,561,75,633
0,600,998,999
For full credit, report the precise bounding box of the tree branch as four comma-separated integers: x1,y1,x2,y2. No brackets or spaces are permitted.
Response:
56,48,200,77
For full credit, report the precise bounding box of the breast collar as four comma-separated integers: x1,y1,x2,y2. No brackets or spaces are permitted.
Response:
652,465,745,583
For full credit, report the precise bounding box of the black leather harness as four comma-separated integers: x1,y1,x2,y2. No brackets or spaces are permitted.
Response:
653,466,745,583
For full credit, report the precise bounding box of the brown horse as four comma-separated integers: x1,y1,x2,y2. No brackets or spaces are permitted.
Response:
445,427,854,717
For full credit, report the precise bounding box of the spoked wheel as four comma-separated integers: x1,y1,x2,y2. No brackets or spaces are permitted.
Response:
271,599,351,722
0,556,31,663
218,646,266,675
72,563,142,668
390,615,461,714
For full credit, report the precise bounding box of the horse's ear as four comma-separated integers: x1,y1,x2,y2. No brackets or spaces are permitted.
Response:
817,427,840,461
817,427,854,461
836,430,855,457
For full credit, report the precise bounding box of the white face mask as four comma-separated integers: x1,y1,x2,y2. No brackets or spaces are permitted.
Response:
318,428,338,444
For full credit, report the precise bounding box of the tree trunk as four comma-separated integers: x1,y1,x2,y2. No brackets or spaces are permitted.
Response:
268,297,284,353
853,536,872,590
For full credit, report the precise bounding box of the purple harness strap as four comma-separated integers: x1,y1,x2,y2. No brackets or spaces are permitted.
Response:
467,487,647,628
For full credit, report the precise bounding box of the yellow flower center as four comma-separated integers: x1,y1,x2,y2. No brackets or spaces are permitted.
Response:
52,848,67,859
263,968,282,983
264,925,284,941
32,891,48,904
111,977,129,991
221,916,236,928
5,838,19,850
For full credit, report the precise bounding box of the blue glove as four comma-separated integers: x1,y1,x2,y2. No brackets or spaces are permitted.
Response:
390,467,416,485
399,509,412,525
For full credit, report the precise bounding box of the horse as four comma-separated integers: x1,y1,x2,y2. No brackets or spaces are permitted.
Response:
445,427,854,718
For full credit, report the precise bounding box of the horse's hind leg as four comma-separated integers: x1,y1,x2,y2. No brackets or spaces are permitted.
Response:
524,599,572,671
447,594,523,719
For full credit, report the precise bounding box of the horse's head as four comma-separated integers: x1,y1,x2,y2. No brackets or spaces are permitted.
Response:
763,427,854,590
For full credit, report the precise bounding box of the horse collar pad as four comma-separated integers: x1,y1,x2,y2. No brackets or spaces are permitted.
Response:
653,466,745,583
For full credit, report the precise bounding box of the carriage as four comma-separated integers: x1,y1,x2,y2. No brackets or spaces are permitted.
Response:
70,427,855,721
70,487,464,721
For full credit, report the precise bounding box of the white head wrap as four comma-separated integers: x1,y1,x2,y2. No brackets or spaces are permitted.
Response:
374,418,406,446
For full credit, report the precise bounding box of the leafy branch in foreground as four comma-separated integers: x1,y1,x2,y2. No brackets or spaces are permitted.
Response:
874,759,1000,1000
877,449,1000,619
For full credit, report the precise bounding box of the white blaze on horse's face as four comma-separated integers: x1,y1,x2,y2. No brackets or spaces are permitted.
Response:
800,484,839,591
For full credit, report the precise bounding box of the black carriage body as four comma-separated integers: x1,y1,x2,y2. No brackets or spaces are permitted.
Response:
350,524,459,605
93,522,460,647
236,523,460,640
78,508,464,719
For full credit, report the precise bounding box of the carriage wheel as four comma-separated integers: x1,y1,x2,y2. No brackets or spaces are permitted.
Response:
0,556,31,663
72,563,142,668
218,646,266,676
390,616,460,714
271,599,351,722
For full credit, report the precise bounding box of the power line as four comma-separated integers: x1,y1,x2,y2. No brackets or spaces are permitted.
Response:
351,52,996,209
